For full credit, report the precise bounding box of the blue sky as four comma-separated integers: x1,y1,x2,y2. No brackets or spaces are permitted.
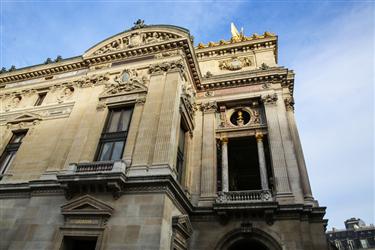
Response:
1,1,374,229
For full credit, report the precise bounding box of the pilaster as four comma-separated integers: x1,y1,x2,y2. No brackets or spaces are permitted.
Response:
261,93,294,203
122,96,145,166
284,97,315,204
199,101,218,206
276,94,304,203
190,108,203,204
152,70,183,171
130,73,165,170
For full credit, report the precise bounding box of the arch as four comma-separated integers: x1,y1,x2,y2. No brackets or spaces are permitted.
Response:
216,228,282,250
83,25,190,58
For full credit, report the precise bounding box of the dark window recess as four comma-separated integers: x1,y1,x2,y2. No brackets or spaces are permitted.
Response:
216,139,222,192
61,236,98,250
0,130,27,177
96,107,133,161
176,124,187,182
228,137,261,191
34,92,47,106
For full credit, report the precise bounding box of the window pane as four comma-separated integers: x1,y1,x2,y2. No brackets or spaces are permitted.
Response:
99,142,113,161
0,152,15,174
11,132,26,143
111,141,124,160
178,127,185,152
107,111,121,132
118,109,132,132
35,93,46,106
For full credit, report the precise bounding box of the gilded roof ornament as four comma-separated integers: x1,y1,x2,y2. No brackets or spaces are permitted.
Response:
231,22,244,42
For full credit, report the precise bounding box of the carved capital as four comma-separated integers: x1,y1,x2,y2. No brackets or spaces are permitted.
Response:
284,97,295,111
136,96,146,105
200,101,217,113
221,137,228,144
261,93,278,105
255,132,263,142
148,60,184,75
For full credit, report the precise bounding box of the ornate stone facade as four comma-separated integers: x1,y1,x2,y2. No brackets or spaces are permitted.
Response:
0,21,328,250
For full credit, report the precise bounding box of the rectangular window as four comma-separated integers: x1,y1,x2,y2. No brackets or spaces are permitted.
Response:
61,236,98,250
96,107,133,161
176,124,187,182
34,92,47,106
0,130,27,177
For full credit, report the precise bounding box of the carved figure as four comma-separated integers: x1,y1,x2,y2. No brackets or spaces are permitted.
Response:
58,87,74,103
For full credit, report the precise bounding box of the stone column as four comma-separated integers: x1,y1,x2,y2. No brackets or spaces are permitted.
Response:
262,93,293,202
199,101,217,205
221,137,229,192
255,132,269,190
284,97,314,203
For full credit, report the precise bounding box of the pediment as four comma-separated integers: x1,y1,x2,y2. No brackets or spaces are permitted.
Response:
61,194,114,216
7,112,42,124
83,25,189,58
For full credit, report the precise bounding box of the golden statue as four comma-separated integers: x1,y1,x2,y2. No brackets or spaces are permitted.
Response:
236,110,244,126
231,23,244,42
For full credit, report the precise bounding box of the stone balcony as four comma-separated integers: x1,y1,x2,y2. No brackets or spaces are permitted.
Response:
214,190,277,215
56,160,127,199
216,190,273,203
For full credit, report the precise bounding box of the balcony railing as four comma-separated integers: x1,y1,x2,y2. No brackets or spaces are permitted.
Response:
216,190,273,203
63,160,126,175
76,161,114,173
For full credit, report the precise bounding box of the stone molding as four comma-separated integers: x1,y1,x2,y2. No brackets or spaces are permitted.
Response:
261,93,278,105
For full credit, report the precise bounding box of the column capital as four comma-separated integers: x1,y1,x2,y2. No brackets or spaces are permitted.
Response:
200,101,217,113
261,93,278,105
221,137,228,144
284,97,295,111
255,132,263,142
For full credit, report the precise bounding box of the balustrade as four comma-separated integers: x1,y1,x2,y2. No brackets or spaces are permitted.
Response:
216,190,272,203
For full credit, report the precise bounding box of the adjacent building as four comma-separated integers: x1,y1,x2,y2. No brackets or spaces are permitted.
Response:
327,218,375,250
0,20,329,249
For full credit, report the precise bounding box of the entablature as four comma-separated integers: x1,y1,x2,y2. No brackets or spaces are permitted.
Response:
197,67,294,94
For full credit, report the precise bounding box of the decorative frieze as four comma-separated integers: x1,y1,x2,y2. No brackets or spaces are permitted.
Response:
218,56,253,71
261,93,278,105
90,29,181,56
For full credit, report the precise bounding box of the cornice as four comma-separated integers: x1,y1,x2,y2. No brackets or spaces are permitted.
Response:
0,38,202,90
197,67,294,93
0,57,87,85
195,34,277,62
